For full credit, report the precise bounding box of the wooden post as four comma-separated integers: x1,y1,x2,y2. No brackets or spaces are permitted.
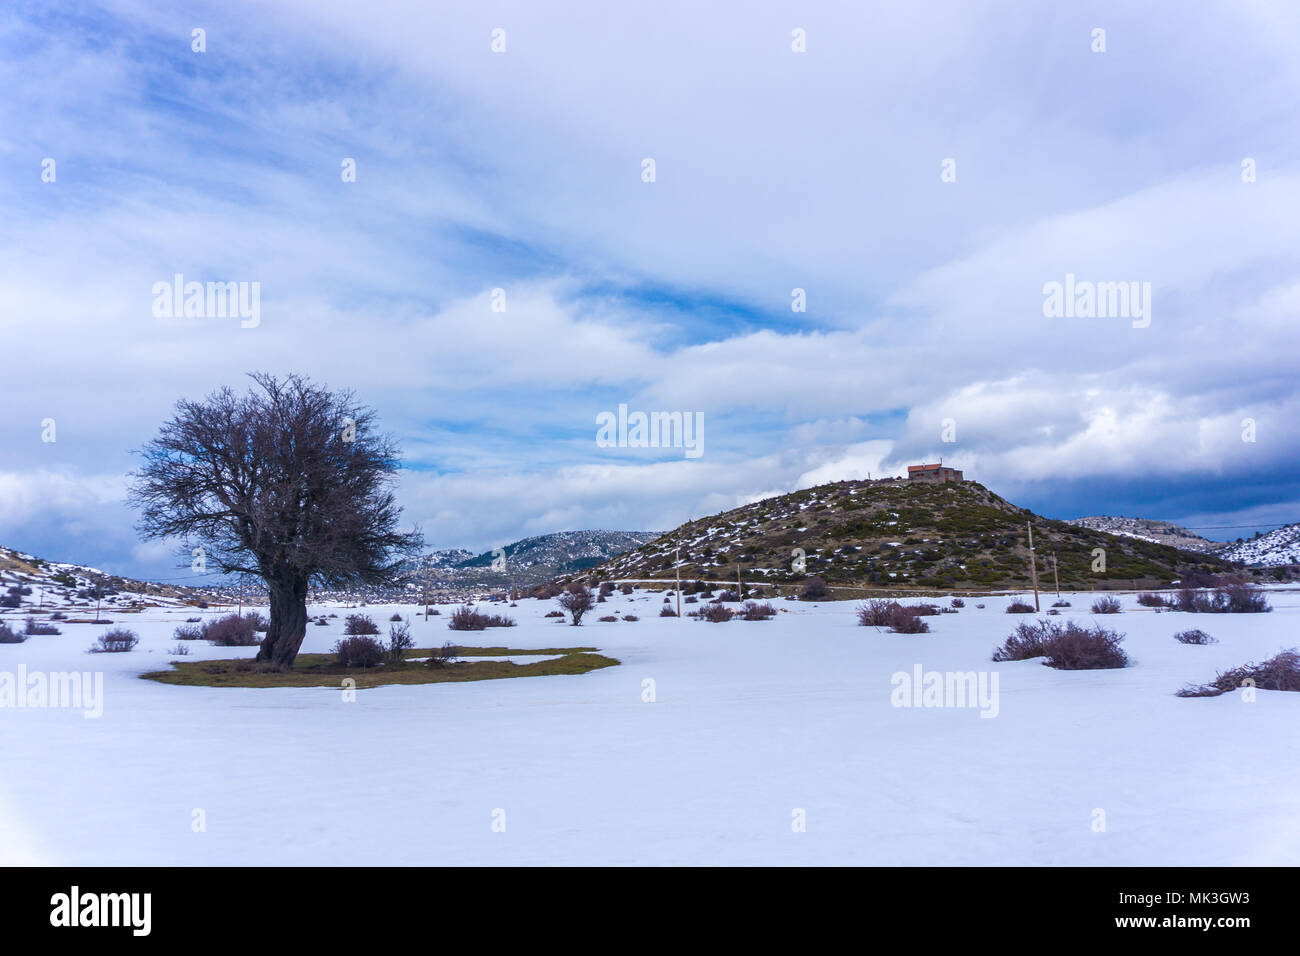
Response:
1027,523,1040,611
1052,552,1061,599
94,575,103,623
423,556,430,621
737,564,743,599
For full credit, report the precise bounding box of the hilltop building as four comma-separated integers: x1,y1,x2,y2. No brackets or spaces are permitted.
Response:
907,463,964,483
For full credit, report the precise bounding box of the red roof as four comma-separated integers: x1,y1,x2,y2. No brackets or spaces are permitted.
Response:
907,463,946,473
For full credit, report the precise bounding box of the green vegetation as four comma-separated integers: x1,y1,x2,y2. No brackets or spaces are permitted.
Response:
141,645,617,689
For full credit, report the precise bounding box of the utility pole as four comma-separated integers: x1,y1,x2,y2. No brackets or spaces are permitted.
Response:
1052,552,1061,599
423,556,430,621
675,547,682,619
737,564,743,599
238,578,244,617
94,575,103,623
1027,522,1040,611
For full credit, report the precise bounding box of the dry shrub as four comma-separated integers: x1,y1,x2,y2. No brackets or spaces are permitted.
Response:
1178,649,1300,697
204,614,259,646
1005,599,1036,614
992,620,1129,669
90,627,139,653
741,601,776,621
1137,592,1171,608
1090,596,1123,614
387,620,414,663
344,613,380,635
425,641,459,669
700,603,734,623
800,576,828,600
1173,628,1216,645
448,605,516,631
173,623,204,640
333,635,385,668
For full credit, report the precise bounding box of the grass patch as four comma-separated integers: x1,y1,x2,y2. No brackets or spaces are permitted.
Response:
141,645,616,689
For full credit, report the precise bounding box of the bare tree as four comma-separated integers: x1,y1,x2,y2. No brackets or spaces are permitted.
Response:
128,373,422,668
557,582,594,626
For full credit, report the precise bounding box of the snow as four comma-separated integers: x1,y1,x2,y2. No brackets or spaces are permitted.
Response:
3,588,1300,865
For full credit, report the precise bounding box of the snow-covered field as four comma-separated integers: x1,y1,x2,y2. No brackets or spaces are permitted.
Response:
3,588,1299,866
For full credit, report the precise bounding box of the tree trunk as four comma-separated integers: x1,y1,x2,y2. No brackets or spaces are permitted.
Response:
256,576,310,668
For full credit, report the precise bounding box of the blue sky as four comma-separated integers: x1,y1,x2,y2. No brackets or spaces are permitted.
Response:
2,0,1299,580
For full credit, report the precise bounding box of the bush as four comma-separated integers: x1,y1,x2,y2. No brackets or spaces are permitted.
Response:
50,611,68,620
1178,649,1300,697
544,610,564,618
170,643,191,656
598,615,618,622
90,627,139,653
0,622,25,643
1044,623,1129,669
387,621,414,663
1005,600,1036,614
1090,596,1123,614
700,603,734,623
24,617,61,636
245,612,270,632
715,589,739,603
623,614,639,622
888,608,930,634
203,614,259,646
857,599,897,627
390,613,404,622
185,616,201,623
659,606,677,617
344,613,380,635
1136,592,1170,608
1173,628,1216,645
684,596,698,604
448,605,515,630
620,583,634,595
992,620,1129,669
173,624,204,641
558,582,595,626
426,641,458,669
800,576,828,600
741,601,777,621
950,598,965,608
1051,600,1071,608
333,635,385,668
599,581,615,596
1174,584,1272,614
314,618,329,626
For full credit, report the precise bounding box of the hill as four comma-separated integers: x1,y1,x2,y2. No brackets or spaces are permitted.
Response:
1216,524,1300,567
585,478,1234,592
0,544,223,616
1066,516,1221,553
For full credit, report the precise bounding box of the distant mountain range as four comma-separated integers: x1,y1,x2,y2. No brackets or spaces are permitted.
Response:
1066,516,1222,553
